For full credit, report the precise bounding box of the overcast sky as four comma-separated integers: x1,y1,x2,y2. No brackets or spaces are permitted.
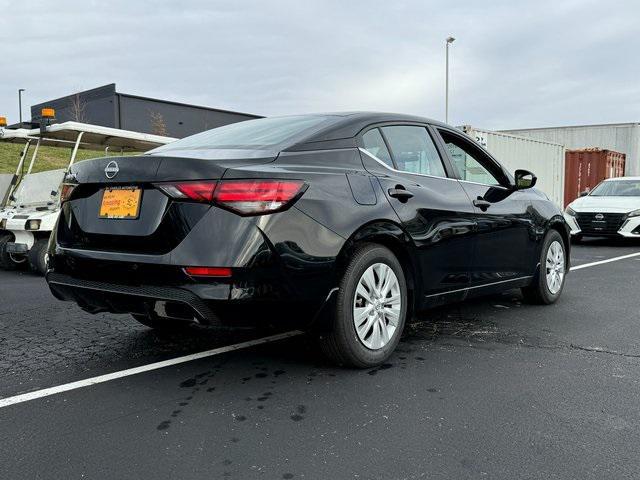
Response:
1,0,639,130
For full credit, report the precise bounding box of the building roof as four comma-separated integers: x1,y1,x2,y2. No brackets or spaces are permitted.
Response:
31,83,262,120
502,121,640,132
117,91,262,118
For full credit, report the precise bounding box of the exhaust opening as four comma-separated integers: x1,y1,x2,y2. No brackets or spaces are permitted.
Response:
153,300,200,323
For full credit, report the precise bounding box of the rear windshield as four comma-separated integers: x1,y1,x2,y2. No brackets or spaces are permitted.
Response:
149,115,336,153
590,180,640,196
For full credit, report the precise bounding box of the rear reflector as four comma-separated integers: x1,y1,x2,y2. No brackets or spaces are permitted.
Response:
184,266,232,277
213,180,306,215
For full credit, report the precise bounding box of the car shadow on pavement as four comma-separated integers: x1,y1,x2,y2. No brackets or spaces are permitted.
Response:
151,289,550,439
127,287,549,372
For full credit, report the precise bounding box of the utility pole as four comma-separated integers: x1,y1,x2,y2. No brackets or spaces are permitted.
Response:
18,89,25,125
445,37,455,124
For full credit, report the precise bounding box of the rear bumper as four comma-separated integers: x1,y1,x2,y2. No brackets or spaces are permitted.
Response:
47,272,221,323
46,270,335,328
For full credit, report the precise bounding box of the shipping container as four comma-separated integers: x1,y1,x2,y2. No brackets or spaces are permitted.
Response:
501,123,640,176
462,126,566,208
564,148,626,206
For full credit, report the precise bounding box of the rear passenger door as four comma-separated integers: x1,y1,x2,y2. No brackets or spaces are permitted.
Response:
358,124,476,301
434,127,537,285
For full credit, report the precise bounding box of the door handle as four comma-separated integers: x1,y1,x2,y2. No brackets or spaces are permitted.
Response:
473,198,491,211
388,187,414,201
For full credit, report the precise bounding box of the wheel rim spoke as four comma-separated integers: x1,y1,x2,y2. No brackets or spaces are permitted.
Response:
357,313,377,339
378,318,389,346
370,319,382,349
356,283,373,304
354,305,373,326
378,265,393,297
362,268,377,295
384,293,401,306
384,307,400,326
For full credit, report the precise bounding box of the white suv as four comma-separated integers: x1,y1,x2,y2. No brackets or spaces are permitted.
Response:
564,177,640,240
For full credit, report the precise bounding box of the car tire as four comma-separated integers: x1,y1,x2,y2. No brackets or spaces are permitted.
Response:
28,239,49,275
0,233,25,270
522,230,567,305
319,243,408,368
131,314,195,331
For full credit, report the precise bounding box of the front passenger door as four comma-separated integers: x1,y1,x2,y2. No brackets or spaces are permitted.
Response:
435,128,536,285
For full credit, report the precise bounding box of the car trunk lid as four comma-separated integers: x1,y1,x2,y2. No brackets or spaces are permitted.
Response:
69,150,278,184
59,152,278,254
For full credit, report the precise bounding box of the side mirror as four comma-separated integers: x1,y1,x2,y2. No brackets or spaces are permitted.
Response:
579,190,589,197
514,169,537,190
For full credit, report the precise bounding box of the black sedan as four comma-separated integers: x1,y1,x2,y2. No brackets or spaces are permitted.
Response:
46,113,570,367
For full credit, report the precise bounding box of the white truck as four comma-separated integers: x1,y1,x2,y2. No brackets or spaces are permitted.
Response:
0,115,176,274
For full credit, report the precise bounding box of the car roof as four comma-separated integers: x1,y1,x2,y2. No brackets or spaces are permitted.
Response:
603,176,640,181
287,112,448,150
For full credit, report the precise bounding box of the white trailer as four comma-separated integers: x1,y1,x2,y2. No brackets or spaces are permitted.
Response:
0,117,176,274
501,122,640,176
462,126,566,208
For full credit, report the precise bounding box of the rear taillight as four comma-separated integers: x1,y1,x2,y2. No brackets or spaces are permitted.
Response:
155,179,306,215
214,180,306,215
60,184,77,203
155,181,217,203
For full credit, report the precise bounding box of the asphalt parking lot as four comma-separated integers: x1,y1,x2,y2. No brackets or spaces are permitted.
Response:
1,238,640,479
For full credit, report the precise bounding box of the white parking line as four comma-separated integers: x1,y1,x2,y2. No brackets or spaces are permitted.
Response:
0,330,303,409
572,252,640,271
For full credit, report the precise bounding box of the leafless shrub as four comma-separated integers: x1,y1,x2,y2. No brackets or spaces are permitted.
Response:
149,111,168,136
70,93,87,123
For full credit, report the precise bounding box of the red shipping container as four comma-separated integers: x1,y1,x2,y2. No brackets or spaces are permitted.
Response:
564,148,626,207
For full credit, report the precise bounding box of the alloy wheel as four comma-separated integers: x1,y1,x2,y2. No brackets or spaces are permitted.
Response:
353,262,402,350
545,240,565,294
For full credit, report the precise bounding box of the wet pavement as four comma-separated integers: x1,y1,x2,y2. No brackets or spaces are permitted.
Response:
1,238,639,479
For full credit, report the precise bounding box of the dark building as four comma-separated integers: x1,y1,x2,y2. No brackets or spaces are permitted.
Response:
29,84,261,138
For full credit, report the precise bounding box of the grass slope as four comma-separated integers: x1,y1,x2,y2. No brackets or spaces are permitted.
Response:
0,143,136,174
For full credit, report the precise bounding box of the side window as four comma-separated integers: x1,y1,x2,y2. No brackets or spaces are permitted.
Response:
381,126,447,178
439,131,501,186
362,128,394,168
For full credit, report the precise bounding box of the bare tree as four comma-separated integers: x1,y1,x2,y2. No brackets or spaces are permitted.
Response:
149,111,168,136
200,112,212,132
70,93,88,123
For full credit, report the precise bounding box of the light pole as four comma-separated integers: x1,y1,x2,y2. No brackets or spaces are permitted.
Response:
445,36,455,124
18,89,25,125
